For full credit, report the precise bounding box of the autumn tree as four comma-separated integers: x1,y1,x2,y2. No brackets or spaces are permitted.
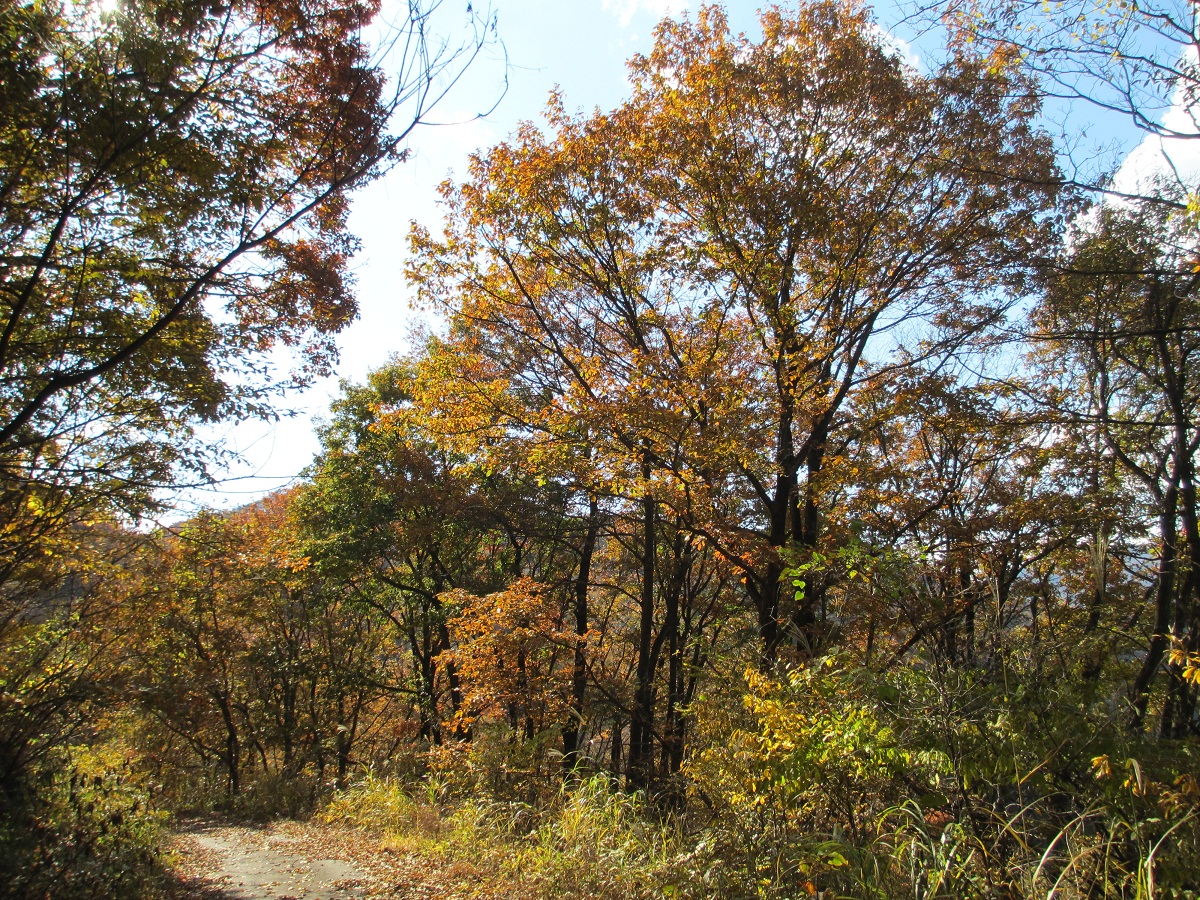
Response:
128,513,259,796
839,375,1093,669
0,0,494,586
622,3,1063,655
441,577,573,743
1032,201,1200,734
293,361,576,744
0,0,494,820
405,4,1063,795
116,492,397,799
408,92,754,783
0,523,140,798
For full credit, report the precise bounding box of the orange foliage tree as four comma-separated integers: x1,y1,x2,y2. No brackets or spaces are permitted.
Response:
403,0,1063,785
440,577,575,742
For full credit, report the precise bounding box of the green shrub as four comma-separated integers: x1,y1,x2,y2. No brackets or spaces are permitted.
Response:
686,655,924,897
0,747,168,900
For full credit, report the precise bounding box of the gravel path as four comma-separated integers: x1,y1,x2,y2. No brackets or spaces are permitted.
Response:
167,819,507,900
170,821,379,900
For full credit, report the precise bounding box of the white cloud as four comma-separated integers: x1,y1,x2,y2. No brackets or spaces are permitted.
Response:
1110,135,1198,202
1110,46,1200,201
867,23,921,74
601,0,690,29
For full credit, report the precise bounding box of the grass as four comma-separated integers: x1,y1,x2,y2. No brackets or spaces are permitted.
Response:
318,775,707,899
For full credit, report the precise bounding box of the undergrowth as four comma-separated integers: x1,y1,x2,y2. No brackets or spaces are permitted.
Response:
314,652,1200,900
318,770,1200,900
0,745,170,900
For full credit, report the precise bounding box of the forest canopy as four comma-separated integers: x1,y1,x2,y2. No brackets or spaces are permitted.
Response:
3,1,1200,898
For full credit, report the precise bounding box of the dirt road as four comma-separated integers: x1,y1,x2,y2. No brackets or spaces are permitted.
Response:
167,819,501,900
170,821,379,899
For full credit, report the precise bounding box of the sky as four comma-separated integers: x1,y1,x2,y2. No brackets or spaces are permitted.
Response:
173,0,1191,515
179,0,766,512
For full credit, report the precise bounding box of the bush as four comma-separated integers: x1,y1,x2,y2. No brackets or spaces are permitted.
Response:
0,747,168,900
685,655,923,897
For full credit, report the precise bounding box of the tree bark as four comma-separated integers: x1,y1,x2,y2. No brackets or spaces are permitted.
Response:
563,495,599,771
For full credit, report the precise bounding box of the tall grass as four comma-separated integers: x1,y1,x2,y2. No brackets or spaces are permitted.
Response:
315,766,1200,900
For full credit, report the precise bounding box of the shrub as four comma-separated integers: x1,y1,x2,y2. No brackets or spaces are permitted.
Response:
686,655,922,896
0,747,167,900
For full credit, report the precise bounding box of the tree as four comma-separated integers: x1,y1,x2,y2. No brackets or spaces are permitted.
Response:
295,362,545,743
408,96,750,784
117,492,397,798
410,1,1063,684
0,524,135,797
441,577,573,743
0,0,492,805
629,3,1062,656
1035,201,1200,734
841,373,1098,668
0,0,494,570
942,0,1199,136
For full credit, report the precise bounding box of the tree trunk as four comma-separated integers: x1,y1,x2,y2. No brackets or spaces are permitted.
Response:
1133,488,1178,730
563,496,599,771
215,694,240,796
628,457,656,789
661,536,685,778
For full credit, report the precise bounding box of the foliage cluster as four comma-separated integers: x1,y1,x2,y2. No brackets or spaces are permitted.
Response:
0,744,168,900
